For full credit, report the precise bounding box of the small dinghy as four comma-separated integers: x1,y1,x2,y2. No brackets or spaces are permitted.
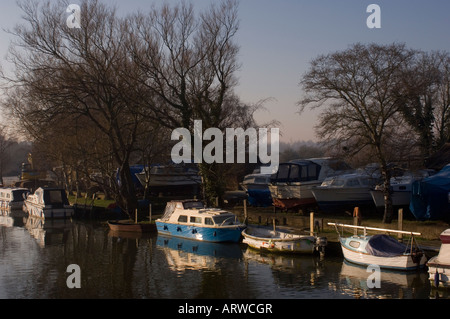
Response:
329,223,427,271
242,225,327,254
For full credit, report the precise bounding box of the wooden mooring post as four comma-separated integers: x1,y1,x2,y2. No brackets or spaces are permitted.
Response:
310,212,314,236
353,207,361,235
398,208,403,242
243,199,248,225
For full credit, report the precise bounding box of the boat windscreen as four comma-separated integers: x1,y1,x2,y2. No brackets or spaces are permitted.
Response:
183,201,204,209
213,214,237,225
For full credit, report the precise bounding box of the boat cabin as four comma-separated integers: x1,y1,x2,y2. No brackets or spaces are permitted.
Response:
160,200,241,227
319,174,377,188
0,187,29,209
27,187,71,208
270,158,351,184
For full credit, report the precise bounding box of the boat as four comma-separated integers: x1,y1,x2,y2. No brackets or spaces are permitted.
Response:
0,187,29,210
155,199,246,242
370,171,433,209
311,173,378,212
240,170,272,207
135,164,201,196
107,219,156,233
427,229,450,288
328,223,427,271
410,164,450,221
24,187,74,219
242,225,327,254
268,158,351,210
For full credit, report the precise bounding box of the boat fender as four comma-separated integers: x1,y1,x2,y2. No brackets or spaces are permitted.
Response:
435,270,440,288
163,225,168,231
192,229,197,234
177,227,182,232
411,251,423,264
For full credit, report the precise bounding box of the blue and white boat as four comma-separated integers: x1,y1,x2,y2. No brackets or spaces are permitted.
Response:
329,223,427,271
156,200,246,243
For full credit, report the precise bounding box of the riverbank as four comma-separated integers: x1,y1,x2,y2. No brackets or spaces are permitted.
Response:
229,204,449,254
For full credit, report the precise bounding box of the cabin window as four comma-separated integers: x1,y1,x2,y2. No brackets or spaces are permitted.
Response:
288,165,300,182
190,216,202,224
307,164,319,180
349,241,360,248
204,217,214,225
277,165,290,181
178,215,188,223
347,179,360,187
213,215,235,225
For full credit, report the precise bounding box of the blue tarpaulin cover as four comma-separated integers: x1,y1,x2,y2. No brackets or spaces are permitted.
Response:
247,189,272,207
365,234,407,257
410,164,450,221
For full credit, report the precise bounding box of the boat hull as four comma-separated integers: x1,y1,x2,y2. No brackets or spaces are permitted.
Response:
427,229,450,288
312,187,374,211
268,182,319,210
108,220,157,233
156,221,245,243
370,189,411,208
427,257,450,288
340,238,427,271
242,227,318,254
26,204,74,219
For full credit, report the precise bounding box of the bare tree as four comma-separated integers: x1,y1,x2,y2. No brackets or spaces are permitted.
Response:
126,0,263,204
3,0,157,218
299,43,416,223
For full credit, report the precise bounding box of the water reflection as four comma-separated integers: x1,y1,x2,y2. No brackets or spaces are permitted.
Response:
0,214,438,299
156,235,243,272
337,260,430,299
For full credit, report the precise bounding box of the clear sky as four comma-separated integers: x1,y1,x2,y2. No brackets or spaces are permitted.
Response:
1,0,449,143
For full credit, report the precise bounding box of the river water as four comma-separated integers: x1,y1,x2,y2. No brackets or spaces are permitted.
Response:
0,212,444,300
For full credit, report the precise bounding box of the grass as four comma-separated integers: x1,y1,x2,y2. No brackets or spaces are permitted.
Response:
68,194,115,209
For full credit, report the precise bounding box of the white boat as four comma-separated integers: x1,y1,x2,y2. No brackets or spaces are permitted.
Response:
427,229,450,288
242,225,327,254
370,171,433,208
24,187,74,219
156,200,246,242
0,187,29,210
329,223,427,271
311,173,378,212
268,158,351,210
135,164,201,196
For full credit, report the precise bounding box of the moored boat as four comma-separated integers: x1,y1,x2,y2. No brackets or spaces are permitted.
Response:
24,187,74,219
242,225,327,254
311,173,378,212
427,229,450,288
240,171,272,207
329,223,427,271
107,220,156,233
268,158,351,210
0,187,29,210
155,199,246,242
135,164,201,196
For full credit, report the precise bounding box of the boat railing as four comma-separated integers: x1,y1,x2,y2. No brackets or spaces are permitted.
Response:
327,222,422,237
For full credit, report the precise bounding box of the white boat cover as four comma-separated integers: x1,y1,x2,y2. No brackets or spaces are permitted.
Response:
365,234,408,257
